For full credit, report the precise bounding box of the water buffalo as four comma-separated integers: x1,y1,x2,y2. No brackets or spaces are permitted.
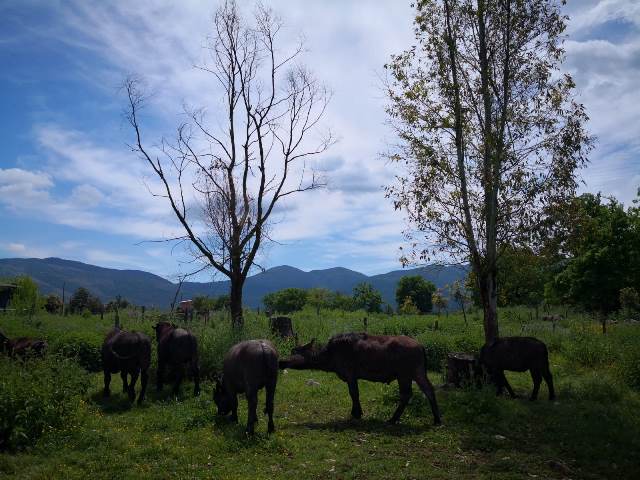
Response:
0,330,47,358
101,327,151,404
281,333,441,425
479,336,555,401
214,340,278,434
154,321,200,396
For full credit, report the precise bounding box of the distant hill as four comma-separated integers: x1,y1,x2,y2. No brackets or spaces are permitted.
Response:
0,257,468,309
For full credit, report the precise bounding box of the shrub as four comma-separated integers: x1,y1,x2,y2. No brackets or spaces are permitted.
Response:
616,344,640,391
0,355,90,450
50,333,103,372
563,372,624,403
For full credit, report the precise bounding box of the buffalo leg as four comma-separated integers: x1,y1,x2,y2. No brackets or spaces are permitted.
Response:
529,369,542,401
499,371,516,398
416,375,442,425
229,394,239,423
389,378,412,424
543,366,555,401
128,370,139,402
103,371,112,397
265,381,276,434
138,369,149,404
156,361,165,392
121,371,129,393
173,366,184,395
347,379,363,419
191,361,200,397
246,390,258,435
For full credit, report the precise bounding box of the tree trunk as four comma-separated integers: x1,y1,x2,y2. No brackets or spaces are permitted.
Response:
479,271,499,344
230,277,244,329
461,302,467,326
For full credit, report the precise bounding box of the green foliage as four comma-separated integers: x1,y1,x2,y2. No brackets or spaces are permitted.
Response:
432,290,447,315
327,291,355,311
352,282,383,313
620,287,640,316
565,333,615,368
0,355,90,450
263,288,308,315
548,194,640,314
395,275,435,313
69,287,102,315
9,276,39,316
43,294,62,314
306,288,331,315
398,297,419,315
50,332,103,372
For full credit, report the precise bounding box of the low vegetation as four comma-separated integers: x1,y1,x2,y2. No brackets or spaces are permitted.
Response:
0,307,639,479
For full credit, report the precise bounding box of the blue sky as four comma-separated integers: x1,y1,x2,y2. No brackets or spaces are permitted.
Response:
0,0,639,280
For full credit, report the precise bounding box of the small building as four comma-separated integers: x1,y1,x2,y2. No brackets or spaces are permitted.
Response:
0,284,17,310
177,299,194,321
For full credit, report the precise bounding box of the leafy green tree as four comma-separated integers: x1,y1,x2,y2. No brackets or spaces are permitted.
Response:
327,291,355,311
398,297,419,315
432,290,448,316
396,275,436,313
69,287,102,315
451,280,470,325
352,283,383,314
213,295,230,311
620,287,640,316
263,288,308,315
306,288,331,315
10,276,39,316
192,295,214,315
385,0,592,343
44,294,63,314
548,194,640,316
496,246,546,308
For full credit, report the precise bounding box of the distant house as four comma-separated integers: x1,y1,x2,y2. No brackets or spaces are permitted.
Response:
0,284,17,310
177,300,194,321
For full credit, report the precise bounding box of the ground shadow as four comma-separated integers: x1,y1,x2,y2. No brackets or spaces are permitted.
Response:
296,417,433,436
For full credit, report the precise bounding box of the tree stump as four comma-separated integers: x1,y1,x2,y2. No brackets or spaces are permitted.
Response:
446,352,480,387
269,316,296,339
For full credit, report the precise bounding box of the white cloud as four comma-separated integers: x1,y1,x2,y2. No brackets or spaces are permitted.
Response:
6,243,27,254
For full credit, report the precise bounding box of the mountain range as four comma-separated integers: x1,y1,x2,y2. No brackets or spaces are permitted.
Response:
0,257,468,309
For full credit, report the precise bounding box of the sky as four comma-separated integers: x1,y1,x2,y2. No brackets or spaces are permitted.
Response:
0,0,638,280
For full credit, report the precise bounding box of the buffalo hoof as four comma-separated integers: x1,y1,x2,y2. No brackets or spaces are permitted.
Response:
433,418,442,426
351,408,363,419
387,418,399,425
103,389,110,398
267,424,275,434
193,388,200,397
137,397,144,405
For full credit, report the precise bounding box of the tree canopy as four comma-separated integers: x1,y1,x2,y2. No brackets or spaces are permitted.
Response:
396,275,436,313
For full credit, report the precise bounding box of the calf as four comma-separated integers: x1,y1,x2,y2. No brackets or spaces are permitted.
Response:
479,336,555,401
102,327,151,404
281,333,441,425
0,330,47,358
154,321,200,396
214,340,278,434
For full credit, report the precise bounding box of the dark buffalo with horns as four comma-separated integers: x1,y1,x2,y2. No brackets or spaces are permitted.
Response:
101,327,151,404
479,336,555,401
0,330,47,358
154,321,200,396
214,340,279,434
281,333,441,425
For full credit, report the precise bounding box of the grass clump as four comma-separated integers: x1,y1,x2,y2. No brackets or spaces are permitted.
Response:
0,355,90,451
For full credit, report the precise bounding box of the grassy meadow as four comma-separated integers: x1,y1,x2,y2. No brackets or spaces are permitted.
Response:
1,307,640,479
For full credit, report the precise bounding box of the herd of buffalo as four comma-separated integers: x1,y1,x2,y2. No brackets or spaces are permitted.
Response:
2,320,556,434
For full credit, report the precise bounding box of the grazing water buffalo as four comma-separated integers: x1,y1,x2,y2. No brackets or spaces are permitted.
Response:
281,333,441,425
154,322,200,396
101,327,151,404
0,330,47,358
479,336,555,401
214,340,278,434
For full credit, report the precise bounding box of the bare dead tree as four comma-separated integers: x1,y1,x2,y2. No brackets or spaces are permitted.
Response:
125,1,332,328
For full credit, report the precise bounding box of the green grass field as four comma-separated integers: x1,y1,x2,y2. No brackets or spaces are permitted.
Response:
1,308,639,479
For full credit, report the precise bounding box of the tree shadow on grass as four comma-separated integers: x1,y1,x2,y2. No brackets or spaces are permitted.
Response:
448,388,640,480
296,417,433,436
